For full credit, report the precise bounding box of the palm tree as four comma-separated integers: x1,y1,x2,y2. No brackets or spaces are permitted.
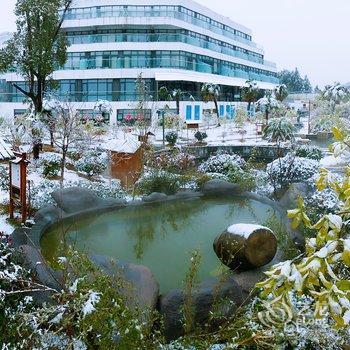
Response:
158,87,194,115
257,94,279,123
263,117,296,144
242,80,260,115
274,84,289,103
201,83,221,126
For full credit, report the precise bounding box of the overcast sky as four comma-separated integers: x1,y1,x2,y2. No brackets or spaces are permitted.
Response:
0,0,349,88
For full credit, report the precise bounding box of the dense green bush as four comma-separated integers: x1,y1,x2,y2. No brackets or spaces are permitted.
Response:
0,164,9,191
75,151,107,176
136,171,186,195
295,145,323,160
41,153,61,178
165,131,178,146
194,131,208,142
226,165,256,191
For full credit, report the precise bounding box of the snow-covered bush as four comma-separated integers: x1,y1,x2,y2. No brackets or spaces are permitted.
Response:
136,170,186,195
75,150,107,177
30,178,125,210
194,131,208,143
295,145,323,160
40,153,62,178
0,164,9,191
266,155,319,190
198,153,245,174
147,152,196,174
165,131,178,146
305,188,340,220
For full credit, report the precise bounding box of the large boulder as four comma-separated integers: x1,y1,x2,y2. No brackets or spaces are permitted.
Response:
142,192,168,203
17,244,63,304
214,224,277,271
279,182,310,209
159,275,244,341
51,187,125,214
34,205,66,223
202,179,242,197
90,254,159,312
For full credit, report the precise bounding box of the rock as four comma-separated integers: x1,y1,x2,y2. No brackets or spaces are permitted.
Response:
34,205,65,223
202,180,241,197
51,187,124,214
213,224,277,271
142,192,168,203
159,275,244,341
90,254,159,311
17,245,63,304
279,182,310,209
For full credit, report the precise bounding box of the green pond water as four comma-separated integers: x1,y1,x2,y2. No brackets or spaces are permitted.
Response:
41,197,279,293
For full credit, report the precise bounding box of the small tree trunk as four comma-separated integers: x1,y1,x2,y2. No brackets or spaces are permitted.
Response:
60,151,66,184
214,99,220,126
213,224,277,271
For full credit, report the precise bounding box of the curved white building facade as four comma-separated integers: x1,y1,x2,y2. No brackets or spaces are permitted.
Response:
0,0,278,122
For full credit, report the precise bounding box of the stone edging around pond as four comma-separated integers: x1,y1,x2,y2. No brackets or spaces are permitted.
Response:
12,179,303,341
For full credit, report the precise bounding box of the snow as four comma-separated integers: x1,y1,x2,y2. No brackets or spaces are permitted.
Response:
103,135,141,154
82,291,101,316
0,137,14,160
227,223,270,238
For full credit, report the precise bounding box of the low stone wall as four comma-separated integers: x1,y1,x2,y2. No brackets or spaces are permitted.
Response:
183,144,290,161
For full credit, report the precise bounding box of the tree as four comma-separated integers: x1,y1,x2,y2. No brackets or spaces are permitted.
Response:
201,83,221,126
241,80,260,114
158,86,194,115
256,94,279,123
274,84,289,102
52,102,86,181
278,68,313,93
0,0,72,113
263,117,296,143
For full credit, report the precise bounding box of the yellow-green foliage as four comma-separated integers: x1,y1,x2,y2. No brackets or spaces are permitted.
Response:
257,126,350,328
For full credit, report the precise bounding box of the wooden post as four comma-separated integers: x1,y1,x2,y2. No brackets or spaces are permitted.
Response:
9,152,29,224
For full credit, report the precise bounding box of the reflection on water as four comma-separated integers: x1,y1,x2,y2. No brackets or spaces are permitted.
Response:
41,197,280,293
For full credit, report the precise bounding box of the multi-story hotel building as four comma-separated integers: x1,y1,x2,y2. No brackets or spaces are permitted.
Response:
0,0,278,122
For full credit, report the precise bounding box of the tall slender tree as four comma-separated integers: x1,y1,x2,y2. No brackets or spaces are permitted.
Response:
274,84,289,103
241,80,260,114
0,0,72,113
201,83,221,126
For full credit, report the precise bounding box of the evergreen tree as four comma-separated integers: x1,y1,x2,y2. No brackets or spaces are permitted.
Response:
278,68,313,93
0,0,72,113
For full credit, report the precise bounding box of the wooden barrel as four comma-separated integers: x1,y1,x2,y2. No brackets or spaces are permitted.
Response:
213,224,277,271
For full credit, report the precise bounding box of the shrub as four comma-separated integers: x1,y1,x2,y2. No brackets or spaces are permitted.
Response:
165,131,178,146
263,117,296,143
147,151,196,174
226,165,256,191
198,153,246,174
194,131,208,142
75,150,107,177
0,164,9,191
136,171,185,195
41,153,62,178
296,145,323,160
266,155,319,190
30,179,125,211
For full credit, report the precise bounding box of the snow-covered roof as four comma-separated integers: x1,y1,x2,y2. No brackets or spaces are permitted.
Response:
0,137,14,160
102,136,141,154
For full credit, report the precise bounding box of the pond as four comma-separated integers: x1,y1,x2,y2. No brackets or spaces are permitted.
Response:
41,197,280,293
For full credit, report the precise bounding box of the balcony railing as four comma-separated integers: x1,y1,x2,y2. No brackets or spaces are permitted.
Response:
64,7,262,50
60,57,279,84
67,32,272,68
